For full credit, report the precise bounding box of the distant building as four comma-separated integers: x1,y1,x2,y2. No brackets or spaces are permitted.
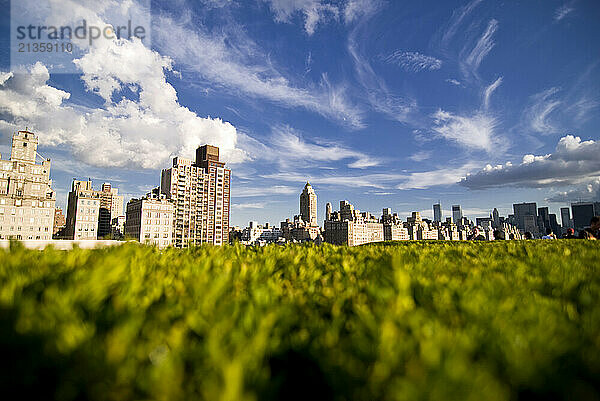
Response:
53,207,66,235
381,208,409,241
324,200,383,246
98,183,124,239
571,202,597,231
433,203,442,222
560,207,572,231
111,216,126,240
452,205,463,226
64,179,100,240
513,202,538,233
125,192,174,248
241,221,283,245
0,130,56,240
160,145,231,247
300,182,318,226
492,208,500,228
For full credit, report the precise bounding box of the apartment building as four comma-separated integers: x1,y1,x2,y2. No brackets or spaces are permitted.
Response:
125,193,174,248
98,182,124,238
160,145,231,247
324,200,383,246
0,130,56,240
64,179,100,240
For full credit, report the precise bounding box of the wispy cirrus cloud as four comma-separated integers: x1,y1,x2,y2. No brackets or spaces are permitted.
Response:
431,109,500,152
396,162,479,190
382,51,442,72
347,5,417,124
523,87,562,134
461,19,499,82
439,0,485,50
554,2,575,21
154,13,365,128
259,0,339,35
483,76,502,110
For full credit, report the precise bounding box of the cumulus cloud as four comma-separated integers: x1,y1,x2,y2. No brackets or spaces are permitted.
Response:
383,51,442,72
431,109,500,152
546,178,600,203
0,44,245,169
461,135,600,189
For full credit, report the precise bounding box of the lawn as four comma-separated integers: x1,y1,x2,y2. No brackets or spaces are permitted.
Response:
0,240,598,400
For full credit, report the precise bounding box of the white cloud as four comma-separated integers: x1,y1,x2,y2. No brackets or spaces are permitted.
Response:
0,43,245,169
546,178,600,203
554,3,575,21
343,0,381,24
154,14,364,128
268,125,381,169
347,9,417,124
461,135,600,189
431,109,500,152
231,202,270,210
397,163,479,190
260,0,339,35
439,0,484,48
231,185,297,198
524,87,562,134
445,78,462,86
408,151,432,162
383,51,442,72
261,171,406,189
483,76,502,110
461,19,499,82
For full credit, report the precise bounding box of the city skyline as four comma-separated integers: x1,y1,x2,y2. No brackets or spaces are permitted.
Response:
0,1,599,228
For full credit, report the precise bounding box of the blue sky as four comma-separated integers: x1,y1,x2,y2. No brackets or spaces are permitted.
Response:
1,0,599,227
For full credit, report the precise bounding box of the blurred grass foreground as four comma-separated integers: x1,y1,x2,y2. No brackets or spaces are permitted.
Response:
0,241,599,401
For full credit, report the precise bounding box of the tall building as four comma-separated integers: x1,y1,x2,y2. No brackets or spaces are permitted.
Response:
0,130,56,240
325,202,332,221
64,179,100,240
98,182,124,238
433,203,442,222
560,207,572,230
513,202,538,233
300,182,318,226
125,192,174,248
492,208,500,228
160,144,231,247
452,205,463,225
571,202,597,231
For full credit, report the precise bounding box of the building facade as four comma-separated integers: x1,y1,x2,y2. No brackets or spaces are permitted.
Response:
125,193,174,248
160,145,231,247
0,130,56,240
98,183,124,238
433,203,442,222
452,205,463,225
324,200,383,246
300,182,318,226
64,179,100,240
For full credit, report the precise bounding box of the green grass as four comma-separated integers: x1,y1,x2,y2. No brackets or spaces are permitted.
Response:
0,240,599,401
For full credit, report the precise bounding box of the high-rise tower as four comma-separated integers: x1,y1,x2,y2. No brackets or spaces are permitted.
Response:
300,182,317,226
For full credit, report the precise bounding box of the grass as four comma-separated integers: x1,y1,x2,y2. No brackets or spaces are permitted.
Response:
0,240,599,401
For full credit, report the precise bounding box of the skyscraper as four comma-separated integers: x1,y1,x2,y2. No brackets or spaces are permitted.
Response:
160,144,231,247
0,130,56,240
492,208,500,228
560,207,572,230
325,202,332,221
433,203,442,222
571,202,596,231
513,202,538,233
452,205,462,225
300,182,318,226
